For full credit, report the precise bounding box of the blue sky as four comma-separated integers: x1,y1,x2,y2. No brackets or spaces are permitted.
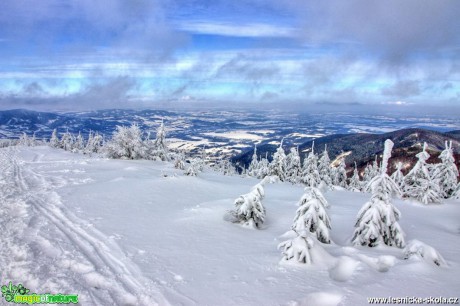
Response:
0,0,459,111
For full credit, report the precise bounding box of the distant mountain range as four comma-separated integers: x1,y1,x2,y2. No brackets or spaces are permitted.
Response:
1,109,460,172
233,128,460,174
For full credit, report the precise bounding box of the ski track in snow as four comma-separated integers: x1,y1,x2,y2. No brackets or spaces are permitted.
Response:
0,148,169,306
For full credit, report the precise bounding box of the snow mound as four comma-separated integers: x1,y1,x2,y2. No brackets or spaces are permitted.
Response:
328,256,360,282
403,239,447,267
290,292,343,306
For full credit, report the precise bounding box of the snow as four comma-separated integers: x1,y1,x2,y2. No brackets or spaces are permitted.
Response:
1,146,460,305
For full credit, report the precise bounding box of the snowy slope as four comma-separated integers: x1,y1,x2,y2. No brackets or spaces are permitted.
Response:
1,146,459,306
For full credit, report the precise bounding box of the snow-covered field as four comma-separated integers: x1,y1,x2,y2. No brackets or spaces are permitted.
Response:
1,146,459,305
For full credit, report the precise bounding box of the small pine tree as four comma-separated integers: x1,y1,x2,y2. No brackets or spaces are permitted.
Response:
285,147,302,184
404,143,443,204
73,132,85,152
257,156,270,179
269,140,287,181
292,187,331,243
348,162,362,192
301,143,321,187
18,133,30,146
49,129,60,148
185,158,201,176
233,183,266,229
318,145,333,188
390,162,405,190
60,130,74,151
432,141,459,198
278,230,315,264
352,140,405,248
333,158,347,188
149,120,169,161
247,145,260,177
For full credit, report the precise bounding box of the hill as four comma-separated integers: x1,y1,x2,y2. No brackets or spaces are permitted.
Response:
233,128,460,174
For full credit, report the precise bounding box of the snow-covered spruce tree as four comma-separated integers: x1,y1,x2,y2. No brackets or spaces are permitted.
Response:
292,187,331,243
247,145,260,178
452,183,460,199
18,133,30,146
257,156,270,179
432,141,459,198
301,143,321,187
348,162,362,192
84,131,103,154
333,158,347,188
215,159,237,176
352,139,405,248
60,130,75,151
404,143,443,204
390,162,405,190
49,129,60,148
278,230,315,264
233,183,266,229
149,120,169,161
285,147,302,184
73,132,85,152
318,145,333,188
268,140,287,182
105,124,147,159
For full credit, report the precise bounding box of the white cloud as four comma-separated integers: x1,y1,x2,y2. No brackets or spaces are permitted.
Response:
175,21,296,38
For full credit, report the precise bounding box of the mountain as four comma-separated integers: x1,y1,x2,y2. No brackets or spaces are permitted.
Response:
233,128,460,174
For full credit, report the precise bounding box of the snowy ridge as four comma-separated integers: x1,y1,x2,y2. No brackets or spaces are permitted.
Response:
0,148,168,305
2,146,460,305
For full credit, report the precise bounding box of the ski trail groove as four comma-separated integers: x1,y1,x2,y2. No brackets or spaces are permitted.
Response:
7,150,169,306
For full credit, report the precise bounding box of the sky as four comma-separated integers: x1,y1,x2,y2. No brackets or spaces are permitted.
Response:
0,0,459,112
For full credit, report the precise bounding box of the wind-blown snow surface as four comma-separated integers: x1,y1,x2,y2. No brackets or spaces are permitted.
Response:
1,146,459,306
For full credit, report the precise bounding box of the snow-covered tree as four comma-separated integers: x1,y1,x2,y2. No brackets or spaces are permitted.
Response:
257,156,270,179
18,133,30,146
269,140,287,181
84,131,103,154
452,183,460,199
404,143,443,204
149,120,169,161
215,159,237,176
390,162,405,190
333,158,347,188
318,145,333,188
352,139,405,248
432,141,459,198
184,158,203,176
285,147,301,184
232,183,266,229
60,130,74,151
105,124,147,159
292,187,331,244
301,143,321,187
49,129,60,148
348,162,362,192
172,151,186,170
73,132,85,152
247,145,260,177
403,239,447,267
278,230,315,264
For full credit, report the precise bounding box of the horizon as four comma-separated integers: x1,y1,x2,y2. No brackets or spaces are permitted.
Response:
0,1,459,112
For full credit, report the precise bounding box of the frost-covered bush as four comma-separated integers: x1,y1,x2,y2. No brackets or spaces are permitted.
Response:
403,240,447,267
292,187,331,244
105,124,147,160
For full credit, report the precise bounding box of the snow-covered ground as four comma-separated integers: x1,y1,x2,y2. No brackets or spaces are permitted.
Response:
1,146,459,305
